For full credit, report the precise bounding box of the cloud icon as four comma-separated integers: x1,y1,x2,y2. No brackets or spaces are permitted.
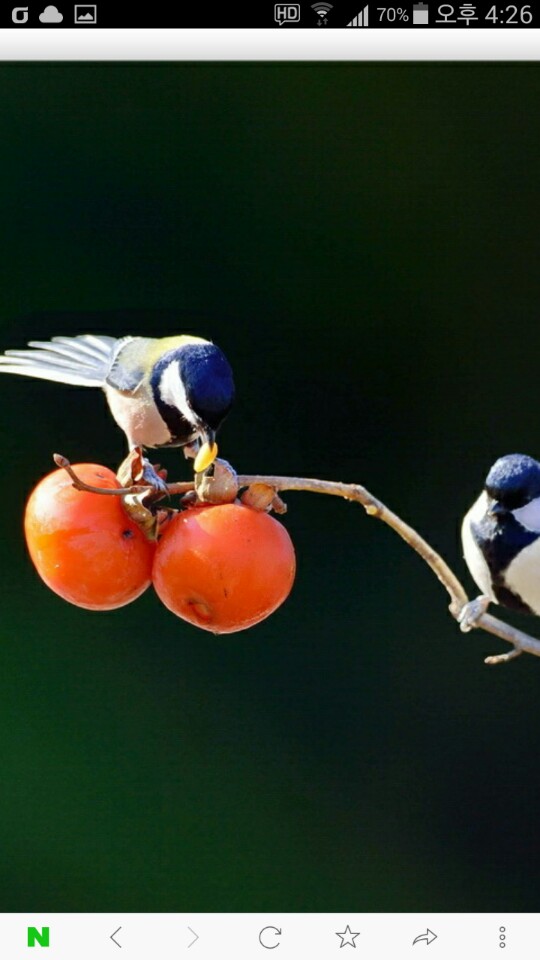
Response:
39,4,63,22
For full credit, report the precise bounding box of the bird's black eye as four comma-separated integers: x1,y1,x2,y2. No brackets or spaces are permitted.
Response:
486,487,527,511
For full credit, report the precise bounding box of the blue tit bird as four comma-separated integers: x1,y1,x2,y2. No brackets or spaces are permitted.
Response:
460,453,540,628
0,333,235,482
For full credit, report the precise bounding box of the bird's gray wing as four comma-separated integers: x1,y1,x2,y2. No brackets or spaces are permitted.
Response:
0,334,121,387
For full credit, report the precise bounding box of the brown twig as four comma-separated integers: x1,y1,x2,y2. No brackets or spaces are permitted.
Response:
53,453,193,497
55,455,540,665
235,475,469,615
52,454,147,496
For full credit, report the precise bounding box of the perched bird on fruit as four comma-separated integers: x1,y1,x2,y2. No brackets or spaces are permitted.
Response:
0,334,235,483
460,453,540,629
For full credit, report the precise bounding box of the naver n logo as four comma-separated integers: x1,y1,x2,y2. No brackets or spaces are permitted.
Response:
28,927,50,947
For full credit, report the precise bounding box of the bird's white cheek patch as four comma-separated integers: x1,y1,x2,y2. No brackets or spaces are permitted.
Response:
512,497,540,533
504,538,540,616
159,362,197,428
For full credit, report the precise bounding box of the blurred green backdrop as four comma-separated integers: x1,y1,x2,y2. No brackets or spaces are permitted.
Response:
0,64,540,912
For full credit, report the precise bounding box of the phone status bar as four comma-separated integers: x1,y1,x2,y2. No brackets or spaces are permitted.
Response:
2,1,537,27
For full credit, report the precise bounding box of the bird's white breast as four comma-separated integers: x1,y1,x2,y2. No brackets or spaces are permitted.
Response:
104,382,172,448
503,537,540,615
461,491,496,601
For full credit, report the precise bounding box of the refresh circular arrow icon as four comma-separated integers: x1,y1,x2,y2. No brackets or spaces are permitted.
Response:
259,926,282,949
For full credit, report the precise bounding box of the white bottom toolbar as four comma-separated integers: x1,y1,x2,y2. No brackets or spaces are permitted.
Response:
0,913,532,959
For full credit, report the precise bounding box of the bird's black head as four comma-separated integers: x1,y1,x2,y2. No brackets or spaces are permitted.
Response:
484,454,540,512
177,342,235,431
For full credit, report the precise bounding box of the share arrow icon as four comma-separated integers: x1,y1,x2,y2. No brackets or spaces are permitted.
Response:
412,929,438,946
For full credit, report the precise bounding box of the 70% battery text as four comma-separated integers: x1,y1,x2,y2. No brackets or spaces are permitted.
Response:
376,7,409,19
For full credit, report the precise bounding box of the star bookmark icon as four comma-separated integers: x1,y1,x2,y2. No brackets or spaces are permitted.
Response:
336,924,360,948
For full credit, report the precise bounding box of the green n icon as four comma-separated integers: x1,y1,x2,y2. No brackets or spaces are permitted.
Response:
28,927,50,947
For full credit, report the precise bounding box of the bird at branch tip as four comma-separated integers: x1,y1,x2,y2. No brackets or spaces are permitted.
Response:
461,453,540,628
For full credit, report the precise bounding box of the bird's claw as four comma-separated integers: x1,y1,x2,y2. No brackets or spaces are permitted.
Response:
118,447,169,500
140,459,170,498
458,595,491,633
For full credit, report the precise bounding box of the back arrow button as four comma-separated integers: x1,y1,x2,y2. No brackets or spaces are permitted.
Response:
110,926,122,948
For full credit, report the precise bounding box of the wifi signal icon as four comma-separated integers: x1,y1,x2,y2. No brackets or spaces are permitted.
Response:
312,1,333,23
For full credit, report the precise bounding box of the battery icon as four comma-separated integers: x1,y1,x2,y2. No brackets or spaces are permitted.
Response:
413,2,429,22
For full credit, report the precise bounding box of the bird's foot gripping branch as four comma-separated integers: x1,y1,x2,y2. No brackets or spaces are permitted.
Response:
23,452,540,663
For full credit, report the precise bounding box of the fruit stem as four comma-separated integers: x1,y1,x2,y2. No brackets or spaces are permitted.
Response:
53,454,150,496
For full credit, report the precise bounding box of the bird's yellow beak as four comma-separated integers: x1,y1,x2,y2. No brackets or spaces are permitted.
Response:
194,439,219,473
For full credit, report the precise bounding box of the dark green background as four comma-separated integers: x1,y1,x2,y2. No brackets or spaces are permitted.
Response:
0,64,539,912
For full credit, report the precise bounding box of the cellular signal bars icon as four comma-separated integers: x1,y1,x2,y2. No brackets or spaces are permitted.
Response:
347,4,369,25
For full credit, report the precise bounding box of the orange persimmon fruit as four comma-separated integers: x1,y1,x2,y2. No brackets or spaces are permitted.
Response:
152,502,296,633
24,464,155,610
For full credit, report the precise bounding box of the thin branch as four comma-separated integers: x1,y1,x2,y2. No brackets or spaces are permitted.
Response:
484,645,523,666
56,456,540,664
232,475,540,665
234,475,469,618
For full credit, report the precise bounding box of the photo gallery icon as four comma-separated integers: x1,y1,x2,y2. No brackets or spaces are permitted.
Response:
74,4,96,22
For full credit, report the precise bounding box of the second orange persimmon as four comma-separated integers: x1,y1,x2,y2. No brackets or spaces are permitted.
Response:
152,502,296,633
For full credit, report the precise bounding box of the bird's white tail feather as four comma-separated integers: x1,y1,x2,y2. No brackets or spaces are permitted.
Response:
0,334,118,387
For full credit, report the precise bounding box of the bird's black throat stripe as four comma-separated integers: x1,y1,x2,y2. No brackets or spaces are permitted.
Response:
471,513,536,614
